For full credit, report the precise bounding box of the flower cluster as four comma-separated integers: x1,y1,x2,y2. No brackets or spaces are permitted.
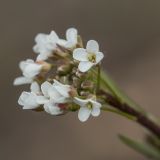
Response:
14,28,104,122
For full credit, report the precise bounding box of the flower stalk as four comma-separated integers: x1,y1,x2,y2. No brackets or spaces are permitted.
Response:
96,64,101,93
101,90,160,138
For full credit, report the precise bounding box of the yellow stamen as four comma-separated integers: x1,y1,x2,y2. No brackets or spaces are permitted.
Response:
86,102,93,110
87,53,96,63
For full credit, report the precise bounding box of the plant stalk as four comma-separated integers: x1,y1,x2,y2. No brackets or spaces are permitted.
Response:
101,91,160,138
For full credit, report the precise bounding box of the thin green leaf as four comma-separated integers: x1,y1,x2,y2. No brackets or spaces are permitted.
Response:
100,70,144,113
146,134,160,151
119,134,160,160
100,70,160,125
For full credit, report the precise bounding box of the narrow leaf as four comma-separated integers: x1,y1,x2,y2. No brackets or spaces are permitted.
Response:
100,70,160,125
119,134,160,160
100,70,144,113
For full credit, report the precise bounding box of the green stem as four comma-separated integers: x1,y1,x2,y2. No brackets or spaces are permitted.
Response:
94,68,160,137
96,64,101,93
100,69,144,113
101,91,160,138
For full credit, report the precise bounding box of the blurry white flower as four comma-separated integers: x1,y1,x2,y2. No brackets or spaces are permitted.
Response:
58,28,78,48
73,40,104,72
18,82,40,109
13,59,42,85
14,59,42,85
13,77,33,86
74,97,102,122
33,31,59,61
36,80,71,115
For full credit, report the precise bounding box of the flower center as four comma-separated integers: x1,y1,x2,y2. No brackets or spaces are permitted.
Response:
86,102,93,110
87,53,96,63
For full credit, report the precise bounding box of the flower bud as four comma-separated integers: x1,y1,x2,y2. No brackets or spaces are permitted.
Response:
36,61,52,72
81,81,94,90
69,87,77,97
73,77,80,87
59,76,68,84
55,48,69,58
75,70,86,78
76,35,83,48
79,91,90,97
57,64,72,76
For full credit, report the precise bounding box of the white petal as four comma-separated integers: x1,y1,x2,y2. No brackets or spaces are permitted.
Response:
30,82,40,93
19,59,34,71
47,31,59,42
74,97,88,107
44,102,63,115
78,61,94,72
23,63,42,78
13,77,32,85
91,107,101,117
36,96,49,104
66,28,77,42
53,80,70,97
91,100,102,108
24,93,39,109
34,33,47,43
95,52,104,64
18,92,39,109
53,85,70,98
73,48,88,61
33,32,57,55
36,53,48,61
65,28,77,48
33,45,40,54
54,97,67,103
48,89,67,103
86,40,99,53
41,81,52,97
78,107,91,122
33,44,47,54
18,92,30,106
26,59,34,63
57,39,67,46
48,86,61,99
19,61,26,71
23,105,37,109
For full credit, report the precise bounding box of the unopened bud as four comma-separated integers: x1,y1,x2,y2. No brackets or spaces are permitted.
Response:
75,70,86,78
73,77,80,87
55,51,69,58
80,91,90,97
37,61,52,72
81,81,94,90
69,87,77,97
72,67,77,74
57,64,72,76
59,76,68,84
76,35,83,48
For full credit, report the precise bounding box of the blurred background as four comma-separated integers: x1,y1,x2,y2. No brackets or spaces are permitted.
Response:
0,0,160,159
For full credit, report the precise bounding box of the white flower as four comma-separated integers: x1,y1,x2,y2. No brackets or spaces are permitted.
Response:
74,97,102,122
58,28,78,48
33,31,59,61
36,80,71,115
13,59,42,85
18,82,40,109
33,28,77,61
73,40,104,72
